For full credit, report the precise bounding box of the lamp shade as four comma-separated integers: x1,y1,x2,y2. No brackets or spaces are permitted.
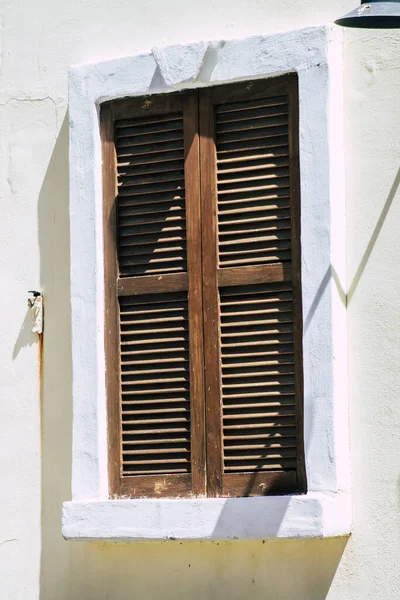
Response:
336,0,400,27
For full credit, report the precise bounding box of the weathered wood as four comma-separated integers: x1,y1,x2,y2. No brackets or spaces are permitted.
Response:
218,265,291,287
202,76,305,498
184,91,206,496
287,73,307,494
101,101,122,497
118,273,188,296
222,471,297,497
199,87,223,497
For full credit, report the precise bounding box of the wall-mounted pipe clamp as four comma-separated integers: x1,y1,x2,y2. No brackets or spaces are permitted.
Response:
28,291,43,334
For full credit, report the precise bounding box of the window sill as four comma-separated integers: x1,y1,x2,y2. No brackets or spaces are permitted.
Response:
62,492,351,541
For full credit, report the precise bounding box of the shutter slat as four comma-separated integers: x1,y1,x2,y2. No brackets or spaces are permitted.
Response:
221,390,295,400
118,192,185,208
118,182,185,198
220,241,291,256
116,113,183,128
219,222,291,236
122,397,190,406
218,192,290,207
117,140,184,158
220,253,292,267
122,367,188,375
119,202,185,218
117,150,184,168
119,212,185,227
122,427,190,435
218,201,290,215
121,357,189,365
121,314,188,325
116,120,183,139
116,129,183,149
218,158,289,175
224,439,296,450
119,233,186,248
223,407,295,418
216,104,288,123
223,365,294,377
216,96,288,114
217,180,290,196
123,406,189,416
224,461,296,471
217,168,290,185
216,115,288,135
222,359,294,369
123,438,190,446
123,447,190,455
219,210,290,225
119,244,186,258
222,346,294,358
122,468,189,475
217,126,289,146
118,171,185,188
217,147,289,165
223,418,296,430
118,159,184,177
224,428,296,440
223,401,295,410
216,136,289,157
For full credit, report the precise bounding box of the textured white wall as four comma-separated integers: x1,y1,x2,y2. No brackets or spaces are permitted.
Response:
0,1,399,599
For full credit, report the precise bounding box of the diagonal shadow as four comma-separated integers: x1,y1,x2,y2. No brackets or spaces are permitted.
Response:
304,165,400,333
347,166,400,303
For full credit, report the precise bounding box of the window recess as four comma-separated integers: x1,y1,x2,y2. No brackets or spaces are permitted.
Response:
101,75,306,499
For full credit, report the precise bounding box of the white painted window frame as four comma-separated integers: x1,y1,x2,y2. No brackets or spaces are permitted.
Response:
63,25,351,541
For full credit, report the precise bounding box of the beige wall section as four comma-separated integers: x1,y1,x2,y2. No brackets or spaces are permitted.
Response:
0,0,400,598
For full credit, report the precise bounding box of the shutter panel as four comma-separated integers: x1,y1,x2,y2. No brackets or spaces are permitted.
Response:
200,76,306,497
102,91,206,498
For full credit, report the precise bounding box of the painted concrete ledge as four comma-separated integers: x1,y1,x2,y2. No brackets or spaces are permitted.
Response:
62,492,351,541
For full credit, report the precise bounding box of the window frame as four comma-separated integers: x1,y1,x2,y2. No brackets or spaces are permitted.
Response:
63,25,351,541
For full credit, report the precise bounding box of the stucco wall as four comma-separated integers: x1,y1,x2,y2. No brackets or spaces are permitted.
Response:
0,1,400,599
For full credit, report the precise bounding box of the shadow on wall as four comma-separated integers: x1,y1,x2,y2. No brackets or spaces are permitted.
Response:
38,113,79,599
303,165,400,334
38,114,347,600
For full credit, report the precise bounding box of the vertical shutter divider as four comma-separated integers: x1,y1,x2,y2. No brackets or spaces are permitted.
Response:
184,91,206,496
287,75,307,493
101,101,122,497
199,88,223,497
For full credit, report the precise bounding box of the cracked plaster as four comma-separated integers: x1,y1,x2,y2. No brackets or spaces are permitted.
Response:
152,41,209,86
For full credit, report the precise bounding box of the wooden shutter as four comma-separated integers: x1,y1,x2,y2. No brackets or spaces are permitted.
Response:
102,91,206,498
102,76,305,499
200,76,306,497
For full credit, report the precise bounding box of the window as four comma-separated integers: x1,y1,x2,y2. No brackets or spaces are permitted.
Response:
63,26,350,541
101,76,306,499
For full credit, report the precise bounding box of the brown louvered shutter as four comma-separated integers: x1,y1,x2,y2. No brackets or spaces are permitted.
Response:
200,76,306,497
102,75,305,499
102,91,206,498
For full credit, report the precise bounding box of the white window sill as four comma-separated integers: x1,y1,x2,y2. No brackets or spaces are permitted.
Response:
62,492,351,541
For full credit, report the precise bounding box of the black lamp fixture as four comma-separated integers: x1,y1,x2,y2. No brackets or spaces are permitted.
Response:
336,0,400,27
